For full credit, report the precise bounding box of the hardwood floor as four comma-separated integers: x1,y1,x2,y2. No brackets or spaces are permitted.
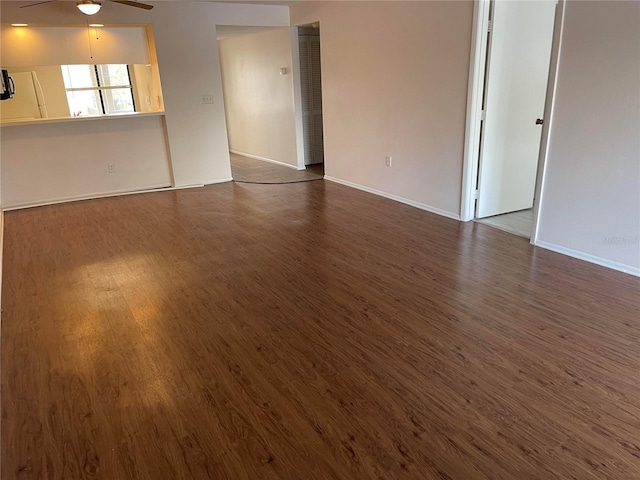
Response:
230,153,324,183
2,180,639,479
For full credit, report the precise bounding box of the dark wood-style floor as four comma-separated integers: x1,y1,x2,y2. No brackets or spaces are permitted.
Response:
2,180,639,479
230,152,324,183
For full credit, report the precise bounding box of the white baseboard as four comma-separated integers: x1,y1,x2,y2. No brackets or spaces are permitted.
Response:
203,177,233,185
535,240,640,277
3,183,196,211
230,150,304,171
324,176,461,221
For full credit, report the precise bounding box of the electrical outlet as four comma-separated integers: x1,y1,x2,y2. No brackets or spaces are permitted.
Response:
385,156,393,167
201,95,214,104
108,163,116,174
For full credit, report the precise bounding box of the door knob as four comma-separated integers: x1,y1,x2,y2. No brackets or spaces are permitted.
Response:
536,118,544,125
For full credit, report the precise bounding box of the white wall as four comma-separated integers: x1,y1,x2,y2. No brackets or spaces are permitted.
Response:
536,0,640,274
290,1,473,218
0,1,289,202
219,28,299,168
149,3,231,187
1,115,172,208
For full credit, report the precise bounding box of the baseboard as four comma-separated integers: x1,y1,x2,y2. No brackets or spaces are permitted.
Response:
2,183,200,211
230,150,303,171
324,176,461,221
535,240,640,277
203,177,233,185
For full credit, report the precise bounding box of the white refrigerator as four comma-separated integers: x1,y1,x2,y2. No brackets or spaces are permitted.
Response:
0,71,48,121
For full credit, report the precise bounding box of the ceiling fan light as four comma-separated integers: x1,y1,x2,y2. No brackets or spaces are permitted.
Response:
77,1,101,15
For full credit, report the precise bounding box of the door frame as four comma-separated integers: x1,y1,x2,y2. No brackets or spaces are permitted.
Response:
291,23,325,169
460,0,566,244
290,26,307,170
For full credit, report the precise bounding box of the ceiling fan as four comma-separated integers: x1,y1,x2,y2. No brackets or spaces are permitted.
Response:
20,0,153,15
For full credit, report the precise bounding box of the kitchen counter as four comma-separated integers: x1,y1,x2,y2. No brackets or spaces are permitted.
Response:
0,111,165,127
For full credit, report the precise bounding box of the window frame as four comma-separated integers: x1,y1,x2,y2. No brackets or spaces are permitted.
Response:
62,64,136,115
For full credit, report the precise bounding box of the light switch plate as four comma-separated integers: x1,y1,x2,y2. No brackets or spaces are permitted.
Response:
201,95,214,104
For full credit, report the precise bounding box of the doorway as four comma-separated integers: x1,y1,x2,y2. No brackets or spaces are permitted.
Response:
217,24,325,183
296,24,324,172
461,0,561,239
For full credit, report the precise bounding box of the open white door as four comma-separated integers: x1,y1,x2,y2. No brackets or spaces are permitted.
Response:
476,0,556,218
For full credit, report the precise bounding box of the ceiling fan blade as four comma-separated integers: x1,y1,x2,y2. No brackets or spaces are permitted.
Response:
20,0,57,8
108,0,154,10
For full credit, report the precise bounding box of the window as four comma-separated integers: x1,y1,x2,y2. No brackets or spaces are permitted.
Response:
61,64,135,116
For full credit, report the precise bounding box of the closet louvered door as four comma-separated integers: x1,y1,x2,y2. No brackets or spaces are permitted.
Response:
299,35,324,165
309,37,324,164
299,38,313,164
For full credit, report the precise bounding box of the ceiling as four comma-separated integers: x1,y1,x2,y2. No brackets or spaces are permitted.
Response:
152,0,297,4
209,0,296,4
2,0,298,5
2,0,302,29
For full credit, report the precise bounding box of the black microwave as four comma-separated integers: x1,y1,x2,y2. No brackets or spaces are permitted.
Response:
1,69,15,100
